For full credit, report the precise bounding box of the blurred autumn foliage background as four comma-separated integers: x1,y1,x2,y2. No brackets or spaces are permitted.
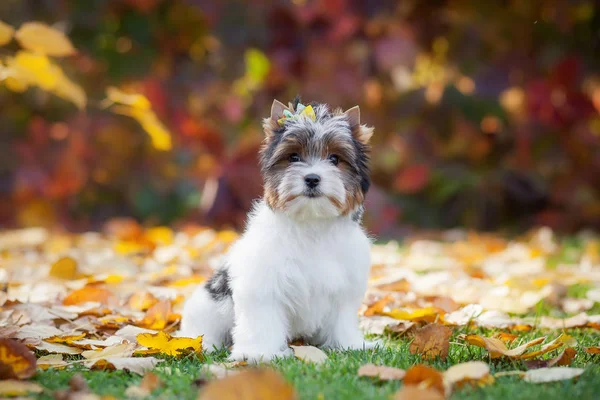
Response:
1,0,600,238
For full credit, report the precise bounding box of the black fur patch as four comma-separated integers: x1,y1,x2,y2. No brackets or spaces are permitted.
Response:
206,267,232,301
352,136,370,194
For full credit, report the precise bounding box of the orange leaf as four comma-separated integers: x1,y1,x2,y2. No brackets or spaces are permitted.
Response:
0,338,36,379
198,369,296,400
63,286,114,306
403,364,445,397
385,307,441,323
394,385,444,400
462,334,545,359
128,292,159,311
363,295,393,317
584,346,600,354
136,300,173,330
357,364,406,381
409,323,452,360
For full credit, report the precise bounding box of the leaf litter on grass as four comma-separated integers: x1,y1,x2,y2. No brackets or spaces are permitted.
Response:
1,224,600,397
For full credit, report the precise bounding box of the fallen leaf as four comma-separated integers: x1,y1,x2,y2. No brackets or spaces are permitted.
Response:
363,295,393,316
34,341,83,355
523,367,585,383
524,347,577,369
37,354,68,370
0,380,43,396
537,313,589,329
114,325,157,342
494,332,518,343
443,361,493,393
63,286,114,306
15,22,76,56
394,385,444,400
403,364,445,397
198,368,296,400
50,257,80,280
585,347,600,354
136,331,202,356
0,338,36,379
357,363,406,381
520,334,576,360
136,300,174,330
290,345,328,364
82,343,136,359
85,357,162,375
46,332,87,345
385,307,441,322
359,316,414,336
128,292,159,311
200,363,242,379
0,20,15,46
125,371,162,398
409,323,452,360
461,334,545,358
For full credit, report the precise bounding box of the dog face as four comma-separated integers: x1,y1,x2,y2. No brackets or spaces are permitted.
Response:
260,99,373,220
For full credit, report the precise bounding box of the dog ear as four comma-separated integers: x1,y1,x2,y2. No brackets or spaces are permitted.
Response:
271,99,290,122
345,106,373,144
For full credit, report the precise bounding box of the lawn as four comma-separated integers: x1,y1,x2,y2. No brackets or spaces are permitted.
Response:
32,326,600,400
2,226,600,399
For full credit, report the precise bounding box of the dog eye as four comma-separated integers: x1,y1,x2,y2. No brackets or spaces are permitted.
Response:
327,154,339,166
288,153,301,163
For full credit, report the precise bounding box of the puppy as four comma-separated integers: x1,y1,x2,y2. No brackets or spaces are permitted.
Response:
180,98,376,362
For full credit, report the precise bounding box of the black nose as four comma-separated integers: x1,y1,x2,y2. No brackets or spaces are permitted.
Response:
304,174,321,189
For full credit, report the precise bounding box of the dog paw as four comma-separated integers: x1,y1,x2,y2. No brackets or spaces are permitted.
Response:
229,347,293,363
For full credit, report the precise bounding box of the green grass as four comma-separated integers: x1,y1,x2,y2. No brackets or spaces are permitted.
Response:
32,327,600,400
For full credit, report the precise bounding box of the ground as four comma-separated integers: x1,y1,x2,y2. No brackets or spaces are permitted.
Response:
33,326,600,400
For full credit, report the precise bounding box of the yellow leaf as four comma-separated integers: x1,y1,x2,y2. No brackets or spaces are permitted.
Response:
0,20,15,46
0,338,37,379
168,275,206,288
462,334,546,359
15,21,76,56
105,86,152,110
144,226,174,246
9,51,61,90
245,48,270,85
37,354,68,370
54,73,87,109
136,300,174,330
49,256,80,280
45,333,87,345
132,109,172,151
385,307,441,322
136,331,202,357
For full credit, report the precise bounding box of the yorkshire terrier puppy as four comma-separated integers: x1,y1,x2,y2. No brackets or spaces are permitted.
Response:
180,97,377,362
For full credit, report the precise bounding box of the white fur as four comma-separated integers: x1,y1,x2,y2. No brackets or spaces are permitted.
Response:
180,200,376,363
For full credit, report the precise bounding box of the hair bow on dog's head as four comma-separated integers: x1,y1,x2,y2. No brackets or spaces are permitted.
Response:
270,99,316,127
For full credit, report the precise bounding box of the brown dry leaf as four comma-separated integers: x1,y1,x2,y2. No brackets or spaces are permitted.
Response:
63,286,114,306
357,363,406,381
363,295,393,317
124,371,162,398
0,20,15,46
82,343,136,360
0,338,36,379
290,345,328,364
37,354,68,370
403,364,445,397
0,380,43,396
462,334,545,358
394,385,444,400
523,367,585,383
409,323,452,360
34,341,84,355
520,334,576,360
136,300,174,330
443,361,493,393
15,22,76,56
524,347,577,369
136,331,202,356
585,347,600,354
198,368,297,400
50,257,80,280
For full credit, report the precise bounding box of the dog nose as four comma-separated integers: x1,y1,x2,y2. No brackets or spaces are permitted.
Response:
304,174,321,189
